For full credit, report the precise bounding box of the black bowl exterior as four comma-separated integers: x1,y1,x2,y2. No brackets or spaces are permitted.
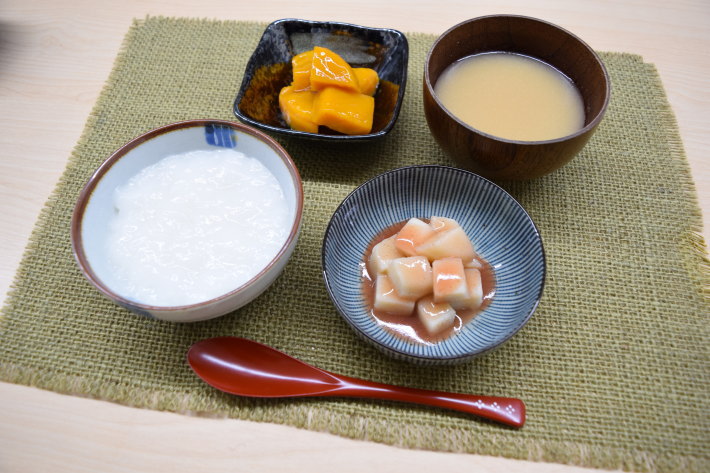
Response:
234,18,408,141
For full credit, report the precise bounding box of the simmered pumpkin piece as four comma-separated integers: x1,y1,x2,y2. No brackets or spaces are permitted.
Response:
278,86,318,133
354,67,379,96
291,50,313,91
310,46,360,93
313,87,374,135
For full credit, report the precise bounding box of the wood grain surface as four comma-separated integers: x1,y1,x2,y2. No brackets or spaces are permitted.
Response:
1,1,708,472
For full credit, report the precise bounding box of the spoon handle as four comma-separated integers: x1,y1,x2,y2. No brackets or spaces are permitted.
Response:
330,375,525,428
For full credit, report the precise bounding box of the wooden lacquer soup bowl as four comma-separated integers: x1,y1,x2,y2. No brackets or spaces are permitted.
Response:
423,15,610,180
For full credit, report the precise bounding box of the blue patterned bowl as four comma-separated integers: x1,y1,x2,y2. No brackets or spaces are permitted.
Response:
322,165,545,364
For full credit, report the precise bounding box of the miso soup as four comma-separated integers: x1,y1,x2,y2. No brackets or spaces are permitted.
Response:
434,52,585,141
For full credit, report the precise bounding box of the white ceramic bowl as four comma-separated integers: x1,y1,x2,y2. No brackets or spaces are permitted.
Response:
71,120,303,322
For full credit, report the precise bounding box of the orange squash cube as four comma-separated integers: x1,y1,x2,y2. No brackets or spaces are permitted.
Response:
310,46,360,93
313,87,374,135
291,50,314,91
354,67,379,96
279,86,318,133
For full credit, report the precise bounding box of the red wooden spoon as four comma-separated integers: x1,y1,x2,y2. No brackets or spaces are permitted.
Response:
187,337,525,428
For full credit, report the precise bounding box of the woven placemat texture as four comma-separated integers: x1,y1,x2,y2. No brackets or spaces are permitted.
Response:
1,17,708,472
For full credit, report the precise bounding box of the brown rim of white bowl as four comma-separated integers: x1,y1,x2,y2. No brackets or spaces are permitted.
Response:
70,119,304,311
424,14,611,145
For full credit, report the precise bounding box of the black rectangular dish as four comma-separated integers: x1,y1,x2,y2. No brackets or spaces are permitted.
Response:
234,18,409,141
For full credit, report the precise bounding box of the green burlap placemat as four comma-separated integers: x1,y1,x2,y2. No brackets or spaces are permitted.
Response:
1,16,708,472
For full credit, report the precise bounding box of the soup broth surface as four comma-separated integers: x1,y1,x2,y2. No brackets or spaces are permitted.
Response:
434,52,585,141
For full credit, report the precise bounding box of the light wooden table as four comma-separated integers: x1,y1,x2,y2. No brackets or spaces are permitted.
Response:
1,1,708,472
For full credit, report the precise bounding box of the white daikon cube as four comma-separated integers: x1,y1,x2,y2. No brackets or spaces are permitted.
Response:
451,268,484,311
373,275,415,315
464,257,484,269
368,236,405,275
416,295,457,334
432,257,468,304
429,216,460,233
387,256,433,299
415,226,476,262
394,218,435,256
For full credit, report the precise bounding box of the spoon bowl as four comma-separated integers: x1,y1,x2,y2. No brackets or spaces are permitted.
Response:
188,336,526,428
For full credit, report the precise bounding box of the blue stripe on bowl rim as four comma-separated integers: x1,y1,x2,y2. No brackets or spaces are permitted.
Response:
204,123,237,148
321,165,546,364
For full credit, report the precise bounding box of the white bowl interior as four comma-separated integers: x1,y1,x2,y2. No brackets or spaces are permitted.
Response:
80,123,300,307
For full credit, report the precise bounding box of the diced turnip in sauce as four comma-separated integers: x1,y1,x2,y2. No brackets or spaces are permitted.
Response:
432,257,469,305
394,218,436,256
368,235,405,275
429,216,459,233
464,258,484,269
415,226,477,263
373,275,416,315
387,256,433,300
416,296,458,335
361,216,495,344
451,268,484,311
